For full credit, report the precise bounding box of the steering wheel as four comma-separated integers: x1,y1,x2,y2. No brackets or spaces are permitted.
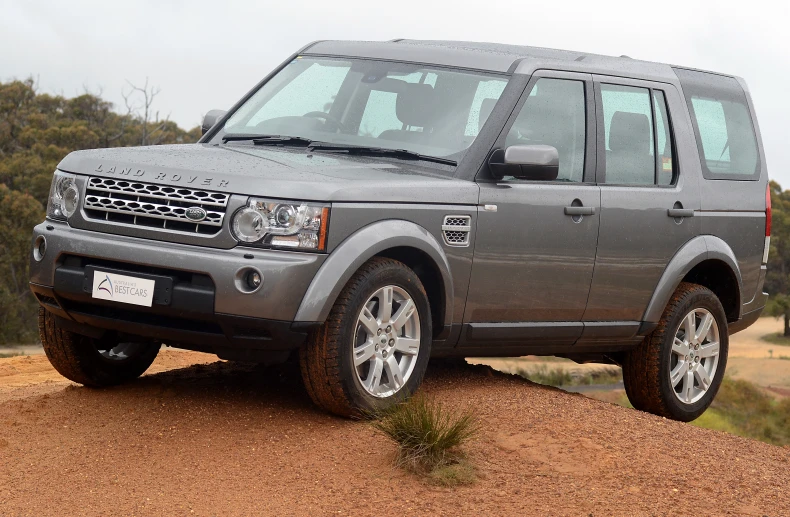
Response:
303,111,349,133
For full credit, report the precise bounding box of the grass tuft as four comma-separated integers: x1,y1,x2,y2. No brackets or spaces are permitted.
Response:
428,460,477,487
371,395,479,482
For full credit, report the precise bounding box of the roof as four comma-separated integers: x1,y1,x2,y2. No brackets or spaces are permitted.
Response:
302,40,692,84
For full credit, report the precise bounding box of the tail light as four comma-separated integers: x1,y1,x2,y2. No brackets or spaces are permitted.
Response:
766,183,772,237
764,184,771,263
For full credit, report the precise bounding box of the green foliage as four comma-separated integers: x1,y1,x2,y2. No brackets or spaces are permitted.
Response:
0,78,200,343
516,364,623,387
765,180,790,335
587,377,790,446
0,184,45,342
428,460,477,487
699,378,790,446
759,332,790,347
371,395,479,479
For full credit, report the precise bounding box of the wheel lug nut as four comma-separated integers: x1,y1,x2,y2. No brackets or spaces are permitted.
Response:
386,325,392,333
377,329,382,336
389,339,394,346
382,350,388,358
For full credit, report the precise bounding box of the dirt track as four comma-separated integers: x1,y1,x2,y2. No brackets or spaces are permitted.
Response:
1,351,789,516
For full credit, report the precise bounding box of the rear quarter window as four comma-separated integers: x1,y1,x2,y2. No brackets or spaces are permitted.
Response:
674,68,760,180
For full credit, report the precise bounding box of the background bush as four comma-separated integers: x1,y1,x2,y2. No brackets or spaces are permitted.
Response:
0,78,200,343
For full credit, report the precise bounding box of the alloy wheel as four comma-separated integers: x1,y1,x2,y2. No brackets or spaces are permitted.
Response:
353,285,421,398
669,308,721,405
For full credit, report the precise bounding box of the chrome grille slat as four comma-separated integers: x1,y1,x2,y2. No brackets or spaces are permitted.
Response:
83,176,229,235
86,177,229,207
84,195,224,226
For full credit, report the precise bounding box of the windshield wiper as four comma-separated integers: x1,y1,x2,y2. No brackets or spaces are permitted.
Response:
307,143,457,166
222,134,314,146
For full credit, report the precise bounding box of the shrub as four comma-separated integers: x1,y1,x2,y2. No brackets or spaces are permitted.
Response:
705,378,790,445
516,364,622,387
371,395,479,479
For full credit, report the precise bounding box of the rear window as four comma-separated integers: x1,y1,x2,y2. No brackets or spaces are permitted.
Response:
674,68,760,180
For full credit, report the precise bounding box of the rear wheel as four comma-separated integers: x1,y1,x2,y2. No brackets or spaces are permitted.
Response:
299,257,432,417
39,308,160,387
622,282,728,422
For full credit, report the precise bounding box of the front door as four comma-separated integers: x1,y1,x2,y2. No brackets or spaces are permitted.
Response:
582,77,700,324
462,71,600,347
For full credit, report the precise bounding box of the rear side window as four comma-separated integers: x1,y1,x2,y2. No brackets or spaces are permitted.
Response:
654,91,675,186
674,68,760,180
600,84,655,185
598,85,676,186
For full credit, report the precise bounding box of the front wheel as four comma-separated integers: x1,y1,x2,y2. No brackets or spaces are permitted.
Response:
622,282,728,422
299,257,432,417
39,308,161,387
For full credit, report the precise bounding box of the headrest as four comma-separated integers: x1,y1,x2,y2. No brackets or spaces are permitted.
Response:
395,83,436,128
478,98,497,131
609,111,651,154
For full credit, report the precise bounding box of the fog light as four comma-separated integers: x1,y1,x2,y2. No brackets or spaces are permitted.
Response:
235,267,263,294
247,271,262,289
33,235,47,262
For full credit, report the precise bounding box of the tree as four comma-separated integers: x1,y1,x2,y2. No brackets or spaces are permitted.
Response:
0,78,200,343
123,78,171,146
765,180,790,335
0,185,45,342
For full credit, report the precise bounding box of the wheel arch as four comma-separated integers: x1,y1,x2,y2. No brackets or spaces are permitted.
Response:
642,235,743,324
293,220,454,335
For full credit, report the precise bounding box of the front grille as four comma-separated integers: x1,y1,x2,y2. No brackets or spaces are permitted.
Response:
441,215,471,247
83,177,230,235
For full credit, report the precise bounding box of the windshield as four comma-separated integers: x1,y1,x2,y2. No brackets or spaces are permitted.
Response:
218,57,509,161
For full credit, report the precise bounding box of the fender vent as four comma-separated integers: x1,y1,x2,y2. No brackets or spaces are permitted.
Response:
442,215,471,247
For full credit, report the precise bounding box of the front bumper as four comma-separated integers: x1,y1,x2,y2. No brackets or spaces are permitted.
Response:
29,221,326,355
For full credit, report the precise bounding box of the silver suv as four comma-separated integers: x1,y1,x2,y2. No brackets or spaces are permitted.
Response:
29,40,770,421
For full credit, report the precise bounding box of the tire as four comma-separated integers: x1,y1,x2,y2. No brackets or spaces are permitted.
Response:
299,257,432,417
622,282,729,422
39,307,161,387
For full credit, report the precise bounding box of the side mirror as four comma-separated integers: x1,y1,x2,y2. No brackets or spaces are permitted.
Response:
503,145,559,181
201,109,227,135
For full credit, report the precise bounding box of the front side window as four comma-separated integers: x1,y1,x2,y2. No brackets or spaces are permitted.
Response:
220,57,509,162
504,78,586,182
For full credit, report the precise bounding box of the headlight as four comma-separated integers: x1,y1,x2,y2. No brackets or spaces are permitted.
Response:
46,171,79,221
232,198,329,251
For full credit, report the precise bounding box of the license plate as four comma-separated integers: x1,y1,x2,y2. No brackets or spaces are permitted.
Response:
91,271,156,307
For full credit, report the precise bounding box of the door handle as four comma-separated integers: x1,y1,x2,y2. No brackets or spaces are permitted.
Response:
564,206,596,216
667,208,694,218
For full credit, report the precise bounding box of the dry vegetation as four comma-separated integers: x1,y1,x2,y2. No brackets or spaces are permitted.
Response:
371,394,479,485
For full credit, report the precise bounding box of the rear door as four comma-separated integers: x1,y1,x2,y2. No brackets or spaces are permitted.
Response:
582,76,700,325
462,70,600,347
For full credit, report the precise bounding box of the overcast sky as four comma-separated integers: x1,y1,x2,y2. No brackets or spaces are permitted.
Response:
2,0,788,184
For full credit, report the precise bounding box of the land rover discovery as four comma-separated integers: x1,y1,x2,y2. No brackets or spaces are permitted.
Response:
29,40,770,421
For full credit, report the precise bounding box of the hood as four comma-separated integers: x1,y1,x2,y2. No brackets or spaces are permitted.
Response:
57,144,479,205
